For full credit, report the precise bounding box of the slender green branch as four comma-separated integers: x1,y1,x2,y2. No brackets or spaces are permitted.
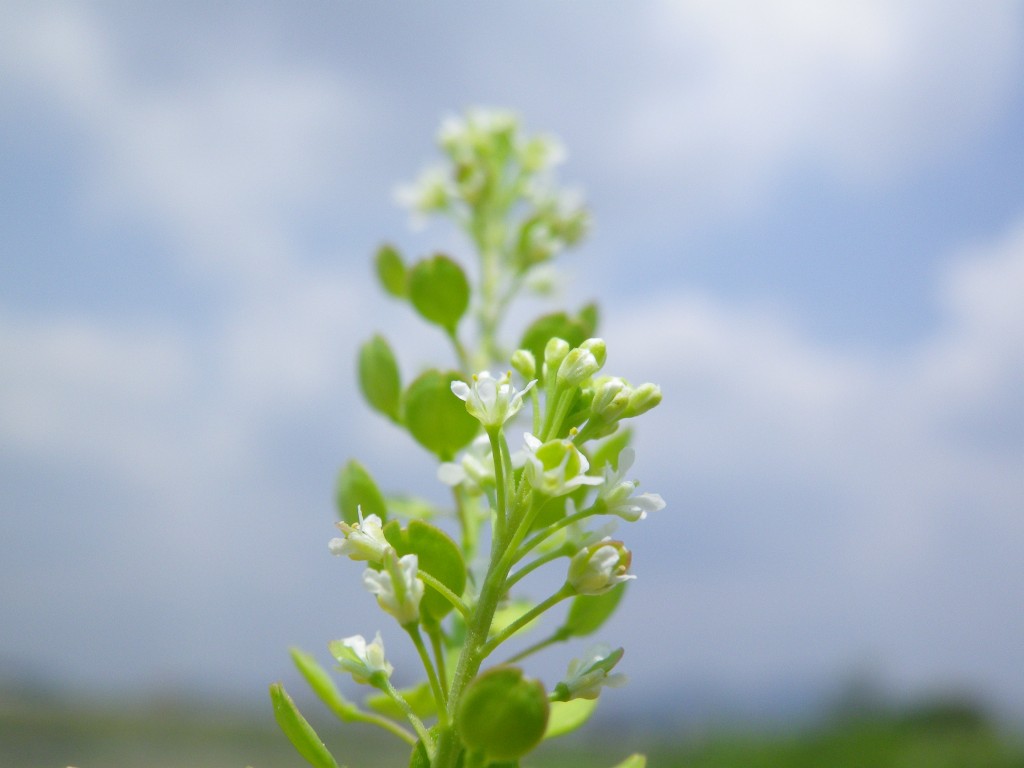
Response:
418,570,470,618
427,623,449,689
487,426,509,540
481,584,572,658
380,678,433,752
348,708,417,745
506,547,568,590
407,624,448,719
515,504,595,563
502,631,565,666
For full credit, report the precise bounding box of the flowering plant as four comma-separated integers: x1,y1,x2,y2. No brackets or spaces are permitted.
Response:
270,109,664,768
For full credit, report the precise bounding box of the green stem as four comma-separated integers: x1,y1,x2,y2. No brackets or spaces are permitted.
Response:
427,623,449,687
506,547,568,590
329,701,417,745
418,570,470,618
502,631,565,666
481,585,572,657
447,327,471,373
515,504,595,563
407,625,448,719
487,426,509,541
380,678,433,752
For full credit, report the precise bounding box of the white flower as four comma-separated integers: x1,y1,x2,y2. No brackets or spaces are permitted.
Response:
567,538,635,595
522,433,603,497
394,165,450,214
329,508,390,562
553,645,627,701
598,448,666,522
329,632,393,686
451,371,536,429
363,550,424,626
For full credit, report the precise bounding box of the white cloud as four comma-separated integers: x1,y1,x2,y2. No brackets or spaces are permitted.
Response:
604,214,1024,710
621,1,1021,205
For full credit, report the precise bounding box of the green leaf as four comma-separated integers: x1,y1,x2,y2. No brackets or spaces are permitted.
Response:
408,254,470,332
375,243,408,298
335,459,388,524
358,335,402,422
610,755,646,768
269,683,340,768
290,647,361,722
457,667,549,761
383,519,466,621
366,680,437,720
578,302,600,336
490,599,543,639
403,369,479,460
544,698,599,739
588,428,633,474
559,583,627,638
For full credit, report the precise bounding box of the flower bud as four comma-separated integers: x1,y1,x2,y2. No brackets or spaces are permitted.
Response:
580,338,607,369
557,347,601,388
328,632,393,686
543,337,571,374
624,383,662,418
567,538,635,595
510,349,536,380
551,645,626,701
590,377,631,422
363,549,424,627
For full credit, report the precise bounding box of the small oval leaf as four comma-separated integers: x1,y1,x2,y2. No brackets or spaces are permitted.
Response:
457,666,549,761
408,254,470,332
269,683,340,768
403,369,479,460
559,582,627,638
358,334,402,422
375,243,408,298
544,697,599,739
336,459,388,524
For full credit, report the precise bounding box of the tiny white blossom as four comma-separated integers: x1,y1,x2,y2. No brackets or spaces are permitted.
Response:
553,645,627,701
567,538,635,595
363,551,424,626
522,433,603,497
598,448,666,522
451,371,536,429
329,508,390,562
329,632,393,686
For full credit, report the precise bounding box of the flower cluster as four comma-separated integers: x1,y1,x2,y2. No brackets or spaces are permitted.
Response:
274,109,666,768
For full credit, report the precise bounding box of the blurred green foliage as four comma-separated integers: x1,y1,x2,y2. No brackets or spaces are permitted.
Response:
2,693,1022,768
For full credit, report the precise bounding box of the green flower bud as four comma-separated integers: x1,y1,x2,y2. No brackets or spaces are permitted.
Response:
590,377,630,421
580,338,607,368
552,645,626,701
362,549,424,627
510,349,537,380
624,383,661,418
567,539,636,595
544,337,571,373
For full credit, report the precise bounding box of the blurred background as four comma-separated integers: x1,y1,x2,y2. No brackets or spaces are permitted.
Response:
2,2,1023,766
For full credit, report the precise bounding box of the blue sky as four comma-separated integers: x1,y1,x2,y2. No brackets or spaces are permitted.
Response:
2,1,1023,723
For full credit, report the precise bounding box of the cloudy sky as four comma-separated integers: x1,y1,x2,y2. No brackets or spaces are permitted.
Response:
2,1,1023,724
